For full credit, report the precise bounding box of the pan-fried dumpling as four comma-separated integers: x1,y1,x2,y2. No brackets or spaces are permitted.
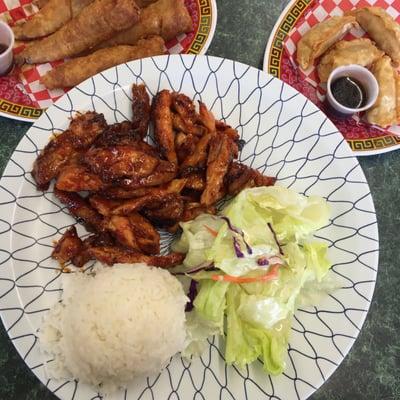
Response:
351,7,400,65
317,39,384,82
366,56,397,127
296,16,358,70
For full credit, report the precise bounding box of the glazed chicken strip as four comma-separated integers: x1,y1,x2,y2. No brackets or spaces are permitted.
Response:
71,232,114,268
94,0,192,49
143,195,184,226
51,226,83,265
92,122,159,155
89,196,122,216
119,160,177,188
56,164,106,192
84,145,160,182
201,134,233,206
198,101,216,132
89,180,186,216
32,111,107,190
175,132,199,164
225,162,276,196
111,180,186,215
102,178,185,199
128,212,160,255
54,189,105,232
88,246,185,267
152,90,177,164
172,93,201,136
131,83,152,139
17,0,141,64
180,132,213,174
110,193,175,215
183,172,205,191
41,36,164,89
106,215,141,251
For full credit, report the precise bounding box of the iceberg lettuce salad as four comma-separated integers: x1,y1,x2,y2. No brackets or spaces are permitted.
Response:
172,185,337,375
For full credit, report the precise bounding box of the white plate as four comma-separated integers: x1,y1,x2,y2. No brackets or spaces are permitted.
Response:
0,55,379,400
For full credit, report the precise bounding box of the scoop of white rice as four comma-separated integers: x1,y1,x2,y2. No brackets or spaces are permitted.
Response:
39,263,188,392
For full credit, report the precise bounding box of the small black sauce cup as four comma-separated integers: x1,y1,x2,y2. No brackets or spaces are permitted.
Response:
325,65,378,118
0,21,14,76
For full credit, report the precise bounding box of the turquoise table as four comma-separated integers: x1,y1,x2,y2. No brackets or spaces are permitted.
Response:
0,1,399,399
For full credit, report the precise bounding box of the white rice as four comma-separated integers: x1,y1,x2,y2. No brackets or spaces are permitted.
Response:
39,263,188,392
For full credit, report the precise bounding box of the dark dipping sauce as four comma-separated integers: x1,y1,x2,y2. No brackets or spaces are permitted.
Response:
331,77,366,109
0,43,8,55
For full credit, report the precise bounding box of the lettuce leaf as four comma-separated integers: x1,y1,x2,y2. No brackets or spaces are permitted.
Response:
225,284,290,374
178,186,334,375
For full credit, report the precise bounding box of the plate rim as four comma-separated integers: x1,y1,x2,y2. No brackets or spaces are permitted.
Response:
262,0,400,157
0,0,218,122
0,54,380,400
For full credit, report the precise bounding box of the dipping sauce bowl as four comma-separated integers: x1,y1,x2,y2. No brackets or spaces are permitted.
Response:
326,65,379,117
0,21,14,76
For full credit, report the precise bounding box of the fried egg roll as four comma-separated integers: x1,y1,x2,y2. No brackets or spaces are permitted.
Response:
41,36,164,89
13,0,95,40
17,0,141,64
94,0,192,49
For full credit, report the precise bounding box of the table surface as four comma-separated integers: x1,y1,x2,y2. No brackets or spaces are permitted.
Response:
0,1,399,399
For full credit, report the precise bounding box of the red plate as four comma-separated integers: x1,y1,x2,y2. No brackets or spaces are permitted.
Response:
264,0,400,156
0,0,217,121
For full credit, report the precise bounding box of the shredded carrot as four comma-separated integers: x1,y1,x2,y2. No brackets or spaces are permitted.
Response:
204,224,218,237
211,264,280,284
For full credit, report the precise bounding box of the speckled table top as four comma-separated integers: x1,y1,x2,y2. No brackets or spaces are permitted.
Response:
0,1,399,399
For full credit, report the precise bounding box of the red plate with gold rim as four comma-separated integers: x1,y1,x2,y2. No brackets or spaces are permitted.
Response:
0,0,217,121
264,0,400,156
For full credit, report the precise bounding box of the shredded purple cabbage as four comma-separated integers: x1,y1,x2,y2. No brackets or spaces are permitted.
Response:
173,263,215,276
185,279,198,312
257,257,269,266
233,237,245,258
221,216,253,255
268,222,284,255
220,216,240,234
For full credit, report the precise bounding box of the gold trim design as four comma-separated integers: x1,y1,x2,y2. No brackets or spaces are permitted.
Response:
348,135,400,151
0,99,43,119
187,0,212,55
268,0,312,78
267,0,400,153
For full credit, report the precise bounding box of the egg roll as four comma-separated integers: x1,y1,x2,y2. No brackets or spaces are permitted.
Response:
296,16,358,70
136,0,157,6
317,39,384,82
13,0,95,40
16,0,141,64
366,56,397,127
94,0,192,50
41,36,165,89
351,7,400,65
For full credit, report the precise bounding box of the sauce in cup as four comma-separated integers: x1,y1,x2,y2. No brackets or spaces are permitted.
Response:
0,22,14,76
